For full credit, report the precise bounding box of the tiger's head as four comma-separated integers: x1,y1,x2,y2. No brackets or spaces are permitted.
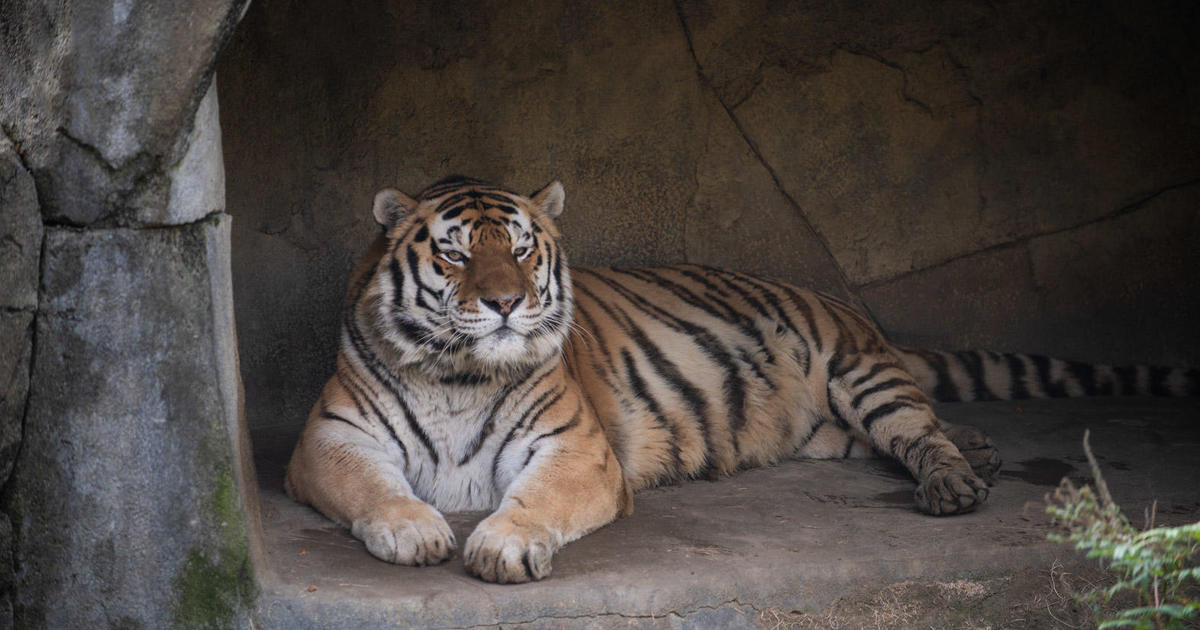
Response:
357,176,572,375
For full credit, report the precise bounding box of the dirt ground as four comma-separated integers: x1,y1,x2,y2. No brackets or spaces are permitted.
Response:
758,563,1200,630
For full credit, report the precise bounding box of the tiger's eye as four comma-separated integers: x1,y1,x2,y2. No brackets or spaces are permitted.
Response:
513,247,529,259
441,251,467,264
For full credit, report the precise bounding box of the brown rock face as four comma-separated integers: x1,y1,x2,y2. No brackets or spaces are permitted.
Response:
219,0,1200,433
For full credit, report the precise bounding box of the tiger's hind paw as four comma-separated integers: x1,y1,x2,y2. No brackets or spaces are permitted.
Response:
941,423,1001,484
914,468,989,516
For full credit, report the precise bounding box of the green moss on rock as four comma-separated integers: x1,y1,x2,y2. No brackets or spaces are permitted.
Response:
173,472,256,629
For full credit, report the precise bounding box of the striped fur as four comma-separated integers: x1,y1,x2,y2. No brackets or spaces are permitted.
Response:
285,177,1197,584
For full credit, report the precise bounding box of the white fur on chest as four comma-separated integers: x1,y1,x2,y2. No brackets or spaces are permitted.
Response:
390,381,510,512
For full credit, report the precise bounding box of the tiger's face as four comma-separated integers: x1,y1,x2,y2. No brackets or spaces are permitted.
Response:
367,177,572,373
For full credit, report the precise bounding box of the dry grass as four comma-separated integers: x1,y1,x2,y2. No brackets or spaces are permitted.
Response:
755,564,1121,630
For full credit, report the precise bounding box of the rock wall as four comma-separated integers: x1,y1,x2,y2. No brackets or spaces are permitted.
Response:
0,1,260,627
217,0,1200,433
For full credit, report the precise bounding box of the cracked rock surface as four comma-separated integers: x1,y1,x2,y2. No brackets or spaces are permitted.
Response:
219,0,1200,433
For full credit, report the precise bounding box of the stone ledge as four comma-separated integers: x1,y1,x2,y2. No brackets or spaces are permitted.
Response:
248,397,1200,629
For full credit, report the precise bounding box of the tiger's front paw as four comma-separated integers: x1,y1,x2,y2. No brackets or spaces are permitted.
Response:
464,515,557,583
914,468,989,516
351,497,456,566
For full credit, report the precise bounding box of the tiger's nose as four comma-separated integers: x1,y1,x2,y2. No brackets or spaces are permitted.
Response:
481,295,524,316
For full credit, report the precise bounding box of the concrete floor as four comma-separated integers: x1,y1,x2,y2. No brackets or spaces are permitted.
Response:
249,398,1200,629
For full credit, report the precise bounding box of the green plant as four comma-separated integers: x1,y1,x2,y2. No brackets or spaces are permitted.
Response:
1046,431,1200,629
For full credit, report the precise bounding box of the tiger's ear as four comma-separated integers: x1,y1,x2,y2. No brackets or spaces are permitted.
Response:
373,188,419,228
530,181,565,220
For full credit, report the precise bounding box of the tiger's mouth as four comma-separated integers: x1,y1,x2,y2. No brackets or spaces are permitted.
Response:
489,326,518,340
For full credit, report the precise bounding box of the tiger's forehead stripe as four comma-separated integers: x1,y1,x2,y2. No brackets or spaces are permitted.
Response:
421,188,534,251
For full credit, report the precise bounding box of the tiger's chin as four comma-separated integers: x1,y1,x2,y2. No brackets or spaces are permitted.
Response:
469,328,543,371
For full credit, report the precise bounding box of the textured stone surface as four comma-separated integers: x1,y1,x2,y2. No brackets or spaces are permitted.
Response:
0,312,33,485
249,398,1200,628
0,135,39,486
0,135,39,630
685,0,1200,286
683,97,853,300
0,138,41,311
0,513,10,630
864,184,1200,365
732,49,983,284
155,80,227,226
218,0,1200,432
6,219,254,629
0,0,247,226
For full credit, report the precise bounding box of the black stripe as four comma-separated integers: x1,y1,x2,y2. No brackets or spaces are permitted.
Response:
852,361,897,387
861,400,920,432
955,351,999,401
440,372,491,386
828,349,862,379
440,204,468,220
719,270,809,344
1115,365,1138,395
573,277,717,465
320,410,369,435
457,365,538,465
343,307,440,465
1067,361,1099,396
899,432,933,465
746,273,824,354
826,380,850,430
917,351,962,402
622,349,685,480
1004,354,1031,399
841,434,856,458
420,176,488,198
710,271,772,321
405,246,440,312
617,268,766,343
1150,366,1172,396
614,267,776,370
530,408,581,444
851,377,912,409
583,272,747,440
338,369,410,462
550,241,565,302
739,347,776,391
491,388,566,483
794,418,826,452
675,266,731,298
521,407,584,472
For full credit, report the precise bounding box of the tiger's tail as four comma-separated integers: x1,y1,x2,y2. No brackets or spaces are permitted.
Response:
891,346,1199,402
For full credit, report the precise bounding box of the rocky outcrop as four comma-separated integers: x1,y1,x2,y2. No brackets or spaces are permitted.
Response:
0,1,258,628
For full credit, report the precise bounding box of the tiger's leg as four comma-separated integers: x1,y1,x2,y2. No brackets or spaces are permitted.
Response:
464,396,631,583
828,356,990,515
285,391,455,566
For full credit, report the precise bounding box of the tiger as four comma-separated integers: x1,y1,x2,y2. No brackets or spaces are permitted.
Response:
284,176,1198,584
